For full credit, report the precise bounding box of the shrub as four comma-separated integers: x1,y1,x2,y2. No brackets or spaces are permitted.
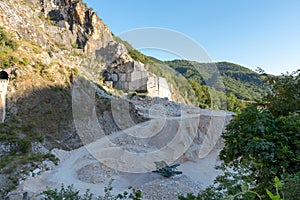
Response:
41,184,92,200
261,70,300,117
72,42,79,49
40,181,142,200
18,138,32,154
0,27,18,50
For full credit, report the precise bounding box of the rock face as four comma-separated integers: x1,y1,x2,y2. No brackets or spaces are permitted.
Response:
97,41,148,91
96,41,133,65
147,75,172,100
0,0,123,150
43,0,114,53
0,0,171,95
0,0,49,48
0,0,170,96
0,0,113,53
104,61,148,91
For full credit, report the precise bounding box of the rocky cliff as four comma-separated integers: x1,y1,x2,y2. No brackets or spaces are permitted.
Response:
0,0,113,53
0,0,141,150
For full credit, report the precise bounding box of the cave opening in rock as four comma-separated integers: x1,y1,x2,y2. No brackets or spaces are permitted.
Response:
0,71,8,80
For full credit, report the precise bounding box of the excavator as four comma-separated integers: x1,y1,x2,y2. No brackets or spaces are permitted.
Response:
152,161,182,178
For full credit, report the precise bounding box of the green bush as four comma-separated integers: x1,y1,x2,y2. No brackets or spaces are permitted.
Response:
220,71,300,193
226,92,247,113
73,67,79,76
40,181,142,200
18,138,32,154
19,57,30,66
128,49,152,64
41,184,92,200
261,69,300,116
0,55,19,69
72,42,79,49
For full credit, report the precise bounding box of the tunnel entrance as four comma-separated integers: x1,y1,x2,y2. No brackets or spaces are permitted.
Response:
0,71,8,80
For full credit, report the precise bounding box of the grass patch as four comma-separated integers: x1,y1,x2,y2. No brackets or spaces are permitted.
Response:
0,152,59,194
0,155,14,169
0,115,39,143
0,53,20,69
0,27,18,51
26,153,59,166
18,57,30,66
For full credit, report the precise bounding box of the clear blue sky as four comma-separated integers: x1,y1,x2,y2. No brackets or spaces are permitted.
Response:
84,0,300,75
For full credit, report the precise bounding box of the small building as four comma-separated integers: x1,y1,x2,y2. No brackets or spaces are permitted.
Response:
0,71,9,123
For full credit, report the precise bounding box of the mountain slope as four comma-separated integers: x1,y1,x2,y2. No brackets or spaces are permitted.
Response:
166,60,268,101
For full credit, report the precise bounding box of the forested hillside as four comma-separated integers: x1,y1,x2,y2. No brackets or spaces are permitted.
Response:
166,60,268,101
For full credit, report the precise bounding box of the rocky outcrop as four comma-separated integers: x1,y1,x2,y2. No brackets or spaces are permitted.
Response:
0,0,113,53
147,75,172,100
0,142,18,155
96,41,133,65
40,0,113,53
0,0,51,48
103,61,148,91
97,41,148,91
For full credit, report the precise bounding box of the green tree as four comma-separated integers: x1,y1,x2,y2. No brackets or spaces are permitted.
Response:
220,106,300,192
260,70,300,116
219,69,300,196
189,80,210,108
226,92,247,113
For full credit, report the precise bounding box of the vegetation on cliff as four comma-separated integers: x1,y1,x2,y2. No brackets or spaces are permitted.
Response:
0,27,18,51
